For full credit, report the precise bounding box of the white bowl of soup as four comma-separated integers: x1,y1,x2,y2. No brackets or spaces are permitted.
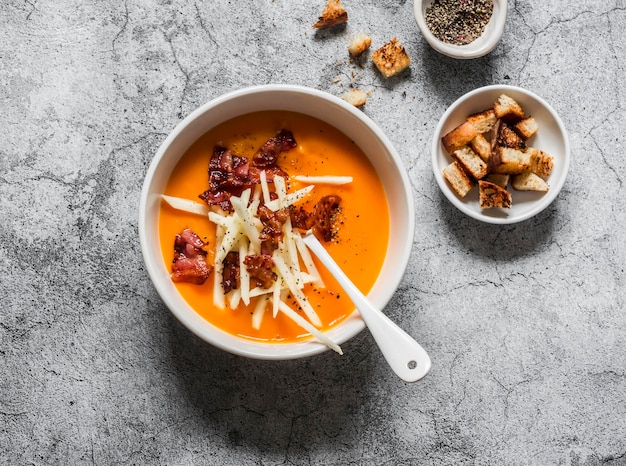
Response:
139,85,415,360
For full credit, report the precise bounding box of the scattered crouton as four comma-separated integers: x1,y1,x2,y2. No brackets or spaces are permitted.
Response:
441,121,478,153
452,146,488,180
313,0,348,29
466,109,497,133
443,161,475,198
348,31,372,57
511,171,550,192
494,94,525,123
371,38,410,78
479,180,512,209
514,116,539,140
342,89,367,107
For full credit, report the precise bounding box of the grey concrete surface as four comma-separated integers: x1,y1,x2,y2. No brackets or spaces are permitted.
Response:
2,1,625,465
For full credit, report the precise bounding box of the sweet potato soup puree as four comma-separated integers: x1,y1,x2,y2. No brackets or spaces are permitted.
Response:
159,111,390,343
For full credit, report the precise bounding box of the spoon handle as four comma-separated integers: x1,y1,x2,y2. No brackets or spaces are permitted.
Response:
303,231,431,382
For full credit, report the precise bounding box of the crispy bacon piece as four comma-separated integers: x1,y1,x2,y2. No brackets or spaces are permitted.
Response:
289,206,314,231
244,254,277,289
199,146,249,211
258,205,290,249
248,165,288,185
313,195,342,242
252,129,297,168
171,228,212,284
208,146,250,190
221,251,240,294
199,130,296,211
197,190,233,212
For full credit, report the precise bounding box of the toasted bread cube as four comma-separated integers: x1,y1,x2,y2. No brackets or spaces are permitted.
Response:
514,116,539,140
511,171,550,192
479,180,512,209
348,31,372,57
491,147,531,175
342,89,367,107
485,173,510,189
453,146,488,180
441,121,478,153
313,0,348,29
443,161,475,198
527,147,554,177
470,133,491,162
466,108,497,133
497,121,526,149
372,38,410,78
494,94,525,123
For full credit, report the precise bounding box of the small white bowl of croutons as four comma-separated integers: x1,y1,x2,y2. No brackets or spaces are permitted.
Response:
414,0,508,59
432,84,570,224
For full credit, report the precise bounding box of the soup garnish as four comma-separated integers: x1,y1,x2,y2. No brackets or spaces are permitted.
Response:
159,111,390,353
163,130,349,353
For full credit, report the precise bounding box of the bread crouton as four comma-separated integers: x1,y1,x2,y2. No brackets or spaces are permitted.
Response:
441,121,478,153
479,180,512,209
494,94,525,123
514,116,539,140
313,0,348,29
496,121,526,149
453,146,488,180
348,31,372,57
527,147,554,177
491,147,531,175
485,173,510,189
511,171,550,192
466,108,497,133
443,161,475,198
342,89,367,107
470,133,491,162
372,38,410,78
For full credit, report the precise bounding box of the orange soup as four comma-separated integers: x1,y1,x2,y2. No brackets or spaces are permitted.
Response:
159,111,390,344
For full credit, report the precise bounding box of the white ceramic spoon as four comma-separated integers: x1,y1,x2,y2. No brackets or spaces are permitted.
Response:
302,230,431,382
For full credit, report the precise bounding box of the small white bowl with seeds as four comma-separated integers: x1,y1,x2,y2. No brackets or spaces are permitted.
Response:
414,0,507,59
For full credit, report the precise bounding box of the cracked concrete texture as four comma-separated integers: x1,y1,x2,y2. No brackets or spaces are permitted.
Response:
1,0,625,464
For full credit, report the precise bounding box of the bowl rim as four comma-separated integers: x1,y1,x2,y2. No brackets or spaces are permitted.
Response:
431,84,571,224
139,84,416,359
413,0,508,59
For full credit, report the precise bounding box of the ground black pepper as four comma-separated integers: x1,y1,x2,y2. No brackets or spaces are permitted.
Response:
425,0,494,45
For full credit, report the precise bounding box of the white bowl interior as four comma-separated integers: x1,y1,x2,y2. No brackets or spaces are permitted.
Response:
432,84,571,224
414,0,508,59
139,85,415,359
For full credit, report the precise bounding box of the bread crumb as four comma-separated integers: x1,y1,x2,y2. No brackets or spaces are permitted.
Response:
348,31,372,57
342,89,368,107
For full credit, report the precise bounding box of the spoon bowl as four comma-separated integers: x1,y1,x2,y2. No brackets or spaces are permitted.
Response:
303,231,431,382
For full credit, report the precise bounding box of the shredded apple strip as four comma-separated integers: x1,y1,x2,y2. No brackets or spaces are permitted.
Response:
160,172,352,354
